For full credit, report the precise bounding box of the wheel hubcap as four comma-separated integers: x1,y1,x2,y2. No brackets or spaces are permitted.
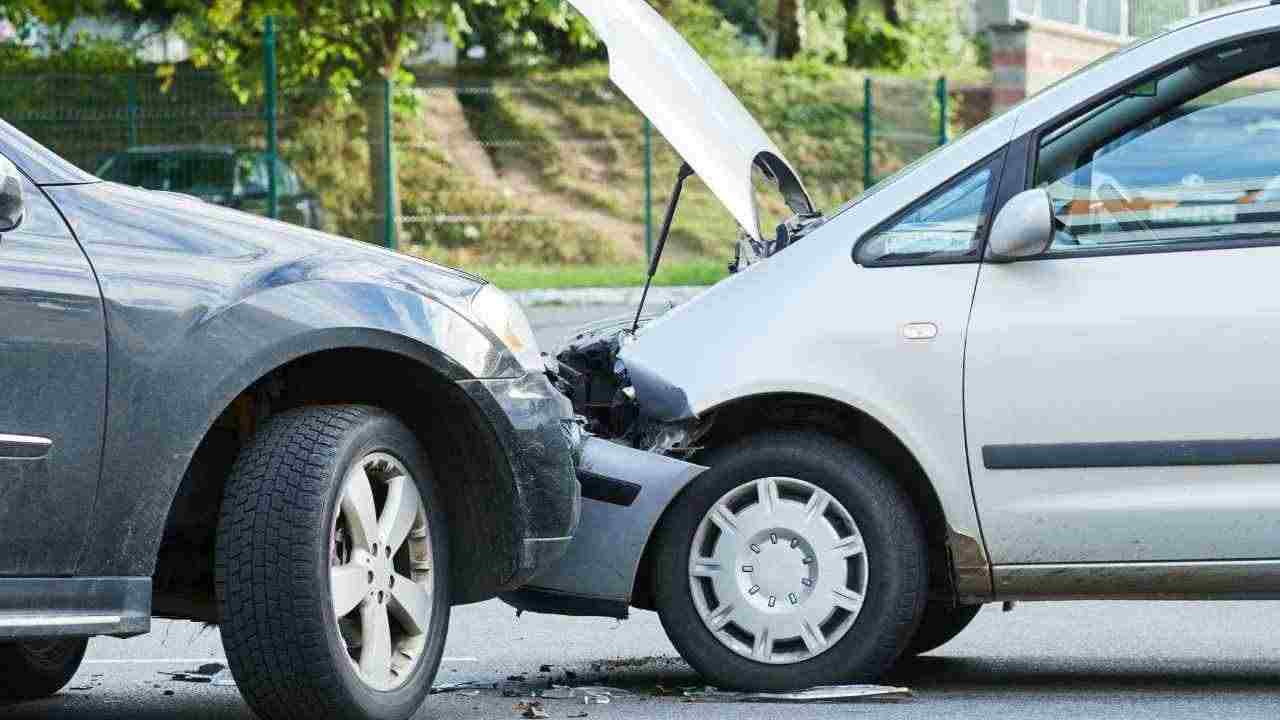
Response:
329,453,433,691
688,477,868,665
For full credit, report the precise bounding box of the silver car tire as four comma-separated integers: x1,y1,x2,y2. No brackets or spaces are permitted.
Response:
216,405,450,720
653,431,927,691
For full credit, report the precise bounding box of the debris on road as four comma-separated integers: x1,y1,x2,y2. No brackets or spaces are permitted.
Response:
516,700,549,718
541,685,577,700
432,680,492,694
682,684,911,703
160,662,235,686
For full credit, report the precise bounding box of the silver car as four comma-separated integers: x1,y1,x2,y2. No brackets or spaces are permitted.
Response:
506,0,1280,692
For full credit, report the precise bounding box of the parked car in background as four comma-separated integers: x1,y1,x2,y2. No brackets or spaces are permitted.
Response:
96,144,326,229
511,0,1280,694
0,121,583,720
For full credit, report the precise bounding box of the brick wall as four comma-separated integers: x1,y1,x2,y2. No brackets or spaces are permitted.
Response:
990,18,1128,113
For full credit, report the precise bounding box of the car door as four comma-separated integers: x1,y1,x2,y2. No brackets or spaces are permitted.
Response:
0,167,107,575
966,37,1280,569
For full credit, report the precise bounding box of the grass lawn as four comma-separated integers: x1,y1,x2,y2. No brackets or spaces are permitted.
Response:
465,260,729,290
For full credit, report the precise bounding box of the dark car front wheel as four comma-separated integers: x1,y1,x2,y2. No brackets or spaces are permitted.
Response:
0,638,88,700
216,405,450,720
653,431,928,691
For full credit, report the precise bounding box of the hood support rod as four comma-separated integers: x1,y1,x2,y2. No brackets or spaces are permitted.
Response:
633,162,695,334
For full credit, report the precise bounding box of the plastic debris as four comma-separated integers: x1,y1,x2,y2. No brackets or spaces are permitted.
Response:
516,700,548,718
575,686,631,696
683,684,911,703
432,680,494,695
210,669,237,687
541,685,577,700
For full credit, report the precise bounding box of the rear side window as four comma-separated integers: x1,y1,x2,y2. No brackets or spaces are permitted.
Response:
236,155,269,194
275,158,300,195
1036,36,1280,254
98,153,233,195
855,156,1000,266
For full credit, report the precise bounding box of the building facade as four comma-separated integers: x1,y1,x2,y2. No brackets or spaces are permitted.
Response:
977,0,1243,111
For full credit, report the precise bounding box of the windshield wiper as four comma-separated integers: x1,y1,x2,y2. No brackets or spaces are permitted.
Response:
632,162,695,334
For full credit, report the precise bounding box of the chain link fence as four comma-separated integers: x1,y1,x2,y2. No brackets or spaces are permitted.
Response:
2,17,955,266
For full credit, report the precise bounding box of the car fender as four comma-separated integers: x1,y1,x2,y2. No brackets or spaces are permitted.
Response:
74,277,516,577
44,181,514,577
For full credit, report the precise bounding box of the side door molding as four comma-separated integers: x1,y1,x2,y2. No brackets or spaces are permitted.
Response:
0,433,52,459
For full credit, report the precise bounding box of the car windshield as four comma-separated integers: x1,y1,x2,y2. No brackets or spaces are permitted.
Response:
97,152,235,196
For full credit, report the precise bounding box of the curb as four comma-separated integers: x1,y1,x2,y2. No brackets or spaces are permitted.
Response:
512,285,708,307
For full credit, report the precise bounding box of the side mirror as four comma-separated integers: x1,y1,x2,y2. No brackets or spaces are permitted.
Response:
0,156,24,234
987,188,1053,262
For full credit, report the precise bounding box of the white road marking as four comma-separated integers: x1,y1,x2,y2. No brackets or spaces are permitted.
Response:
84,656,479,665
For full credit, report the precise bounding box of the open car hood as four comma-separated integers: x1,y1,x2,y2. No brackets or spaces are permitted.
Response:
567,0,813,241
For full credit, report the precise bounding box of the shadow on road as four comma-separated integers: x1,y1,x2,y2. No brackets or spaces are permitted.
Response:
889,654,1280,695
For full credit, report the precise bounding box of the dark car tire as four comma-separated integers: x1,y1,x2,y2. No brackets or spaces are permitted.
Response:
216,405,450,720
0,638,88,701
905,602,982,656
653,431,927,692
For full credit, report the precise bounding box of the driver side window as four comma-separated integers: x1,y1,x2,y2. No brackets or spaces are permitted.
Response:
1036,36,1280,253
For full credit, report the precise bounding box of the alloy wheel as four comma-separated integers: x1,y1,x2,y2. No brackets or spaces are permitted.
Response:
329,452,434,691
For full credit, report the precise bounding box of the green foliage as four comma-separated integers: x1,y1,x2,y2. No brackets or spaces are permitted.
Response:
0,35,137,71
844,0,975,71
178,0,585,103
712,0,763,38
655,0,752,62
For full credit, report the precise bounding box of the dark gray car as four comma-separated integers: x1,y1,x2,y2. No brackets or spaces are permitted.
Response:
0,119,580,720
96,145,326,229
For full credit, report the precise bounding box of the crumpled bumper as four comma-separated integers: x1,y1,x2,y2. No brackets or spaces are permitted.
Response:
459,371,583,590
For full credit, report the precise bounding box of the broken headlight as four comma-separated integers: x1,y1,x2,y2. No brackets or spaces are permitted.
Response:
470,284,544,373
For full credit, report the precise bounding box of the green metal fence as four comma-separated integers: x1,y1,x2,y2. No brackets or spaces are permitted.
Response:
1,16,956,267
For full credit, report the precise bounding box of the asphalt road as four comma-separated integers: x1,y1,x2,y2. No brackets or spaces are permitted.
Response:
8,303,1280,719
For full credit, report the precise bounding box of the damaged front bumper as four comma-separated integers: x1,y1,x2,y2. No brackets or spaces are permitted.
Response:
501,436,707,619
460,371,583,591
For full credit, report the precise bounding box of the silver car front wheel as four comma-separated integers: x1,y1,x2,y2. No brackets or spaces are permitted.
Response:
653,431,927,692
688,477,868,664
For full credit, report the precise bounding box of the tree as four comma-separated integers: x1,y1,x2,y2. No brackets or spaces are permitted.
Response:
775,0,804,59
181,0,583,245
842,0,859,61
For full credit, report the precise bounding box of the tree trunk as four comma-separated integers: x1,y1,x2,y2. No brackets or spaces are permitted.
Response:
885,0,902,26
364,79,401,248
843,0,860,64
775,0,805,59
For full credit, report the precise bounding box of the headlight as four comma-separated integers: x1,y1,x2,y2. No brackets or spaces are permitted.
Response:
470,284,544,373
